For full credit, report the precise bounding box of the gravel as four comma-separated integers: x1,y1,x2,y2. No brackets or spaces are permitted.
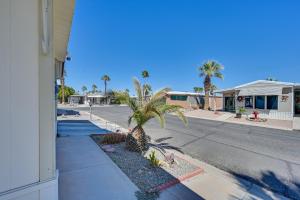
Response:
91,135,199,199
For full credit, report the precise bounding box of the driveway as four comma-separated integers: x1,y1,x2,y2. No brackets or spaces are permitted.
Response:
71,106,300,199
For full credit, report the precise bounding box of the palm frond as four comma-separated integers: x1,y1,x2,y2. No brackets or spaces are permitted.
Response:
133,78,143,106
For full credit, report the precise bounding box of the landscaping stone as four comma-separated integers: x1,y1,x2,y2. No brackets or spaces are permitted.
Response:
91,135,201,200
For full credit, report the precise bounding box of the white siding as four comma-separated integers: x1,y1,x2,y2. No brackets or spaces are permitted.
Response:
0,0,39,193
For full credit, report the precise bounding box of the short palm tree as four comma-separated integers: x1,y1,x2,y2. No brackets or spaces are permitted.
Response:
199,60,224,110
92,84,98,93
117,78,187,152
101,75,111,96
82,85,87,94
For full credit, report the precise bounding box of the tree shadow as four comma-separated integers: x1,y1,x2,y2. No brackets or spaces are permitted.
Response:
231,171,300,200
148,136,184,154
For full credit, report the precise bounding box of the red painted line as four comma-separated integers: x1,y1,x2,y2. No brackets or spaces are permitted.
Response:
148,167,204,193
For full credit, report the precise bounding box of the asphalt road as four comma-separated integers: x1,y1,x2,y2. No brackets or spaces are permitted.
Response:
72,105,300,199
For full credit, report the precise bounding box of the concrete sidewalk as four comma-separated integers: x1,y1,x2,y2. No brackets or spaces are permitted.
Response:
159,150,290,200
57,136,139,200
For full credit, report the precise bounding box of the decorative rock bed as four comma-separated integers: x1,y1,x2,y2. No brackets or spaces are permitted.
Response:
91,134,203,199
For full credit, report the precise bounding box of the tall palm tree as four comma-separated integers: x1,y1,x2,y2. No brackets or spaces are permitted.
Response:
116,78,187,152
193,87,203,93
141,70,150,99
101,75,111,96
60,69,67,104
92,84,98,93
82,85,87,94
142,70,149,79
199,60,224,110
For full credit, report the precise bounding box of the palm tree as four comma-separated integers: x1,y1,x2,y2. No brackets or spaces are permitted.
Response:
60,69,67,104
193,87,203,93
82,85,87,94
116,78,187,152
143,84,152,96
141,70,150,100
92,84,98,93
209,84,217,95
101,75,111,96
199,60,224,110
142,70,149,79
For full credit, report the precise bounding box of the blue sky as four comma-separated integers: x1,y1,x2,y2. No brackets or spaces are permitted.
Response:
66,0,300,94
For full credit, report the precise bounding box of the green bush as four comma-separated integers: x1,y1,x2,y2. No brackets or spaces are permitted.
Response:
148,151,160,167
101,133,126,144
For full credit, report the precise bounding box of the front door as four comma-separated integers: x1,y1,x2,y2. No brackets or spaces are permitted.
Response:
295,91,300,115
225,97,235,112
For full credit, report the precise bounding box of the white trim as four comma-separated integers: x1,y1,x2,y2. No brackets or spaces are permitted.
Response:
0,171,58,200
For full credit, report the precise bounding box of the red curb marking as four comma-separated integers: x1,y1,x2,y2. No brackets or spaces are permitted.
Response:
149,167,204,193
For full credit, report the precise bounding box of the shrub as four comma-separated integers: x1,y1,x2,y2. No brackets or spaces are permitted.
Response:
148,151,160,167
101,133,126,144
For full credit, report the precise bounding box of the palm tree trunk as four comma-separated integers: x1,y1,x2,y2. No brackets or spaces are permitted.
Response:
104,81,107,104
204,91,209,110
204,76,211,110
126,125,147,152
61,78,65,104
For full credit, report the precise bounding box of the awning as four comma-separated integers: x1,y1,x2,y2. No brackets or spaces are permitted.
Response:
237,86,283,96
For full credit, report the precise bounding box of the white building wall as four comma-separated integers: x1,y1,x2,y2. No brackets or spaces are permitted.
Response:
0,0,59,200
0,0,39,192
235,88,293,120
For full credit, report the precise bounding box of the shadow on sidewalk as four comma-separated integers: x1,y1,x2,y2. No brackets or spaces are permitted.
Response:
232,171,300,200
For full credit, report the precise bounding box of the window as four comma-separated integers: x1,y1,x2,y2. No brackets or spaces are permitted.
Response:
245,96,253,108
170,95,187,101
255,96,265,109
267,96,278,110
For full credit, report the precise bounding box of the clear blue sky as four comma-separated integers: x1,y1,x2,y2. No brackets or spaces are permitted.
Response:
66,0,300,94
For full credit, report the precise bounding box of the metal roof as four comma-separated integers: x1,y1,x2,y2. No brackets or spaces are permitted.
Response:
167,91,204,96
215,80,299,93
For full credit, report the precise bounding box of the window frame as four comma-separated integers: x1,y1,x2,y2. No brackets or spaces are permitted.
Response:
170,95,188,101
266,95,278,110
255,95,265,109
244,96,253,108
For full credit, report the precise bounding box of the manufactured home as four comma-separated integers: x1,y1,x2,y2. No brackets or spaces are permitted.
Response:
0,0,75,200
69,94,86,104
216,80,300,122
165,91,223,110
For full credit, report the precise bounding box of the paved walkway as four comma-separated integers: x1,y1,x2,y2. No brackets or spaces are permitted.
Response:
57,136,139,200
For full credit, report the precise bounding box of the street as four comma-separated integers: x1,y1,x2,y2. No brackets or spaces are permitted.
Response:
72,105,300,199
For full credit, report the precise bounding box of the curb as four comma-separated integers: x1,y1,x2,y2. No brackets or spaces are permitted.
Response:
148,167,204,193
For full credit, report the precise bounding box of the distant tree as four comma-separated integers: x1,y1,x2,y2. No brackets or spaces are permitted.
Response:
199,60,224,110
142,70,149,79
125,89,130,94
58,85,75,103
143,84,152,96
60,69,67,104
92,84,98,93
101,75,111,96
210,84,217,95
193,87,204,93
142,70,150,99
82,85,87,94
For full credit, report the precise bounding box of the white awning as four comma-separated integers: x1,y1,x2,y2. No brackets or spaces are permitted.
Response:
237,86,283,96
